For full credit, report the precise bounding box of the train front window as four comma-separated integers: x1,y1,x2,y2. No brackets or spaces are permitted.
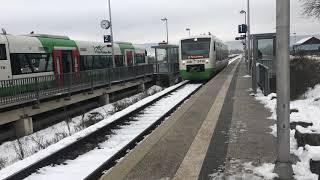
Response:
0,44,7,60
181,38,210,59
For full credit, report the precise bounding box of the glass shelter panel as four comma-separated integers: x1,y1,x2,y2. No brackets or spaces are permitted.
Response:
156,48,167,62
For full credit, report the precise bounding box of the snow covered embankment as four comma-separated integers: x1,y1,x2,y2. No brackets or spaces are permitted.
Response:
254,85,320,180
0,84,183,179
24,83,201,180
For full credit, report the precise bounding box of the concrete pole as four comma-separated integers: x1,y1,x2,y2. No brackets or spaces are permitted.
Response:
274,0,293,178
252,36,257,94
165,19,169,43
108,0,115,68
247,0,251,74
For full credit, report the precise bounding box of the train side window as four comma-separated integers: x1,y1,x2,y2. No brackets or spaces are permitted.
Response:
10,54,22,75
100,56,106,69
115,55,124,67
107,56,113,68
29,54,51,72
0,44,7,60
86,56,93,70
135,54,145,64
92,56,101,69
80,56,86,71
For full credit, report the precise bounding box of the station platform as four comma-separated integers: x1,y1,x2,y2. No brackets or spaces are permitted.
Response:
100,57,276,180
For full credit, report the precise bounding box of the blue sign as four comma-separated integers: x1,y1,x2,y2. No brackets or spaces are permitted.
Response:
104,35,112,43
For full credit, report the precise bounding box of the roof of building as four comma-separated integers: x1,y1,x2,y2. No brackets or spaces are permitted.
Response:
294,36,320,46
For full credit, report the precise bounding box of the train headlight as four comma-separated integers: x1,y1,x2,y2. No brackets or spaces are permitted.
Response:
205,60,209,64
182,60,186,65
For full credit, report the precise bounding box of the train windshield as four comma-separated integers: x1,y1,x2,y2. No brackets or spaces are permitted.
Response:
181,38,210,59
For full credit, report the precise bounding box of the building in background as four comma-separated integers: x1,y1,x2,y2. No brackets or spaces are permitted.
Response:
292,36,320,55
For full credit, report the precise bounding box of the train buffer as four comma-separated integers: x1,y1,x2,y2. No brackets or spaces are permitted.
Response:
101,56,278,179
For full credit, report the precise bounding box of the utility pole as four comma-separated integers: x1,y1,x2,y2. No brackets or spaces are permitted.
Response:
274,0,293,179
108,0,115,68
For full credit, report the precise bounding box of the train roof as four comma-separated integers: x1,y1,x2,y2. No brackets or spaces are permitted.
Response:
0,34,147,55
26,34,70,40
75,40,121,56
180,35,224,43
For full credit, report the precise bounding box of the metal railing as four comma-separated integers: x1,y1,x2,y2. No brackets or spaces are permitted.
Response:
153,62,179,74
257,58,275,76
0,64,154,108
256,63,270,95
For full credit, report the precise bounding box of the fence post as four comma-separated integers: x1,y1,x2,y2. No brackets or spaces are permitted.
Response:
266,70,270,95
89,70,94,94
143,65,146,81
120,67,125,86
108,68,112,89
33,77,40,109
65,73,71,100
104,69,108,88
134,66,137,82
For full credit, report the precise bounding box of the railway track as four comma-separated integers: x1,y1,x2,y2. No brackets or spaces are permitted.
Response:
0,81,202,180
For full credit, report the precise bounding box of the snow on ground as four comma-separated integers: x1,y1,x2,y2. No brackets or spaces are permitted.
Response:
24,83,201,179
252,86,320,180
243,162,278,180
228,54,242,65
209,162,277,180
0,84,173,179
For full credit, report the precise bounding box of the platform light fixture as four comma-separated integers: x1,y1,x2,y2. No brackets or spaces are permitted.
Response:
161,17,168,43
240,10,247,25
186,28,191,37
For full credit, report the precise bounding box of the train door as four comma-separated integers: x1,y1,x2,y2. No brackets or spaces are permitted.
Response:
125,50,134,66
53,50,63,86
72,50,80,73
53,50,63,75
61,51,73,73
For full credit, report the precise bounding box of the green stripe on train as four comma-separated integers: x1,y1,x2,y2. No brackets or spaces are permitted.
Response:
118,42,134,55
36,37,78,53
180,68,216,80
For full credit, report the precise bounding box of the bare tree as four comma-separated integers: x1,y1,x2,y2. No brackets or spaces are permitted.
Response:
300,0,320,19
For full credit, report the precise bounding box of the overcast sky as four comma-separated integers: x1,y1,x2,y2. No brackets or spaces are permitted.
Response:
0,0,319,44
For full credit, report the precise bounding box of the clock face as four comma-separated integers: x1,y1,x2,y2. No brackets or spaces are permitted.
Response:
100,20,111,29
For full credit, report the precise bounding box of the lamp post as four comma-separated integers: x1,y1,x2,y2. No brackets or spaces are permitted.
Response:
247,0,251,74
274,0,293,178
186,28,191,37
240,9,248,72
108,0,115,67
161,17,168,43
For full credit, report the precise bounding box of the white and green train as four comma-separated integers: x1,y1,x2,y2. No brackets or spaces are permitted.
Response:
0,34,147,81
179,35,229,80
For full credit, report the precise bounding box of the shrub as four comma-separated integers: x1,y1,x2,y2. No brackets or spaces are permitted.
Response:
290,57,320,99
